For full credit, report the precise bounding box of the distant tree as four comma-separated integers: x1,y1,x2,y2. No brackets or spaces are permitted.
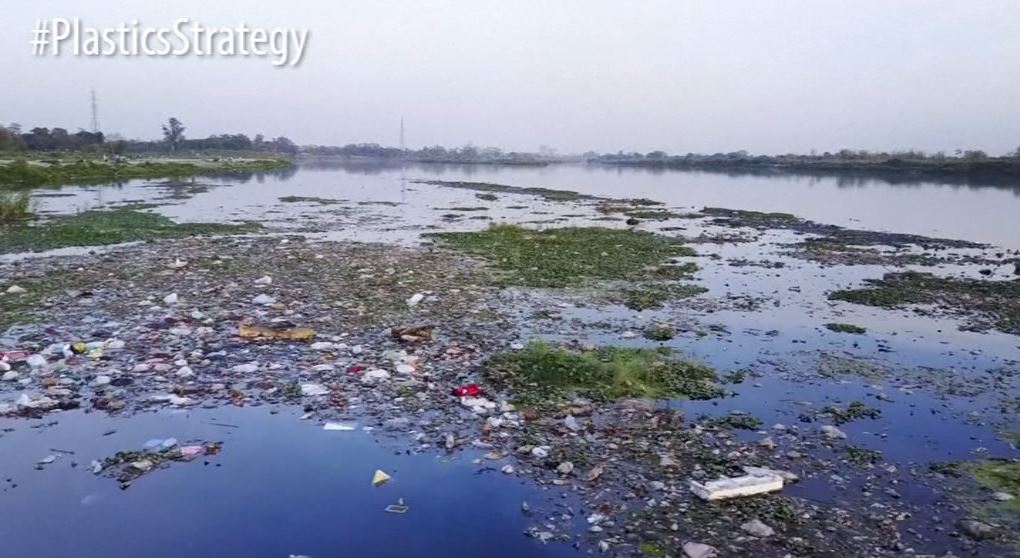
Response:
963,150,987,161
267,136,298,154
480,146,503,159
253,134,265,150
1013,146,1020,159
0,123,25,151
161,117,186,152
646,150,667,159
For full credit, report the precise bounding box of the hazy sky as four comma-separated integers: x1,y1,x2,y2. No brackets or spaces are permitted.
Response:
3,0,1019,154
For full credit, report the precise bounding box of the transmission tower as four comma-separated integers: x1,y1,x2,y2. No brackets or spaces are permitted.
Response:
399,117,405,152
90,89,101,133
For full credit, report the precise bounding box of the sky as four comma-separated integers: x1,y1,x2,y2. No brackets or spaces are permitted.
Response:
3,0,1019,155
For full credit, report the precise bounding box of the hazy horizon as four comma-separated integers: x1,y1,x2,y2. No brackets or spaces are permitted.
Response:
4,0,1019,155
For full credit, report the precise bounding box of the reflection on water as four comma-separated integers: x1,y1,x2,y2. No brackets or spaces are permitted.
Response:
29,161,1020,248
0,407,579,558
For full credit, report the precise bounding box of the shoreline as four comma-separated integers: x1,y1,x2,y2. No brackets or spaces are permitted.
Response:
0,157,293,190
591,157,1020,186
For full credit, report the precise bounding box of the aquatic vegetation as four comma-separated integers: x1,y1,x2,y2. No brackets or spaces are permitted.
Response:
816,353,889,380
594,201,692,220
622,284,706,310
638,541,666,557
430,224,695,288
437,206,488,212
829,271,1020,335
622,209,688,220
414,180,589,202
702,207,799,228
475,193,499,201
652,262,699,280
0,158,291,189
724,369,748,384
278,195,346,205
0,209,261,253
964,460,1020,508
643,323,676,341
845,446,883,466
0,271,71,329
823,401,882,424
0,192,32,223
790,237,940,266
486,341,721,404
825,322,867,334
699,413,763,430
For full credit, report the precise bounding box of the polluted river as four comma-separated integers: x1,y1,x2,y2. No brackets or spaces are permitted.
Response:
1,162,1018,558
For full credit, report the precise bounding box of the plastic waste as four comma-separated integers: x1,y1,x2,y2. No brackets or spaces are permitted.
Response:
689,473,784,501
323,422,356,431
384,498,409,514
361,369,391,383
179,445,205,459
144,438,178,452
26,354,47,368
300,383,330,396
406,293,424,307
391,324,433,343
682,542,719,558
252,294,276,306
372,470,392,486
239,325,315,342
564,415,581,431
451,383,482,397
0,349,30,362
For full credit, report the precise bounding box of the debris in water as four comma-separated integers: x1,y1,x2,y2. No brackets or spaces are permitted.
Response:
372,469,392,486
689,473,784,501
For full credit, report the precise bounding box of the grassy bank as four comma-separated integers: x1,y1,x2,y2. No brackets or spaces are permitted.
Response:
0,158,292,189
0,209,260,253
0,192,31,223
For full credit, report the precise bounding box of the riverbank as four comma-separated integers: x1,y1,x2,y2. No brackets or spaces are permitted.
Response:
0,157,292,189
593,155,1020,186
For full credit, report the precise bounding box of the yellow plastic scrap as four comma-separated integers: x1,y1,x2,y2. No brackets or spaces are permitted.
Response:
372,470,392,487
238,325,315,342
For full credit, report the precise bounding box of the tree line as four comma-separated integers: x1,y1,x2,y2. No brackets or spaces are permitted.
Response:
303,142,549,163
0,118,298,155
590,147,1020,164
